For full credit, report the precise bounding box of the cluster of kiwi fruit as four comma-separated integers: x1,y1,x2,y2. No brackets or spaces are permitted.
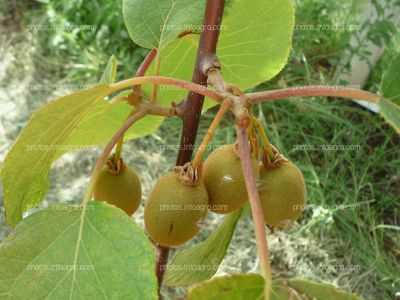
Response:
93,143,306,248
203,143,306,228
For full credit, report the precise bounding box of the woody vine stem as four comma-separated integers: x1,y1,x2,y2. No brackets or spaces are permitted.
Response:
158,0,226,297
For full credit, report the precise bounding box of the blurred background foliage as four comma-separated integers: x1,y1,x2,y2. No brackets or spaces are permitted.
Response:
0,0,399,299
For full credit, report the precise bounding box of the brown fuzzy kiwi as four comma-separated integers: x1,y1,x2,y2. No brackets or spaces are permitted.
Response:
258,160,306,228
93,162,142,216
144,171,209,247
203,144,259,214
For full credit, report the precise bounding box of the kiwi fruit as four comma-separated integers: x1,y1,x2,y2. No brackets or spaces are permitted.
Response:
144,171,209,247
258,160,306,228
93,163,142,216
203,144,259,214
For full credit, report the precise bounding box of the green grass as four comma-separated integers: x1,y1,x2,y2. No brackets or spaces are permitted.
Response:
254,98,399,299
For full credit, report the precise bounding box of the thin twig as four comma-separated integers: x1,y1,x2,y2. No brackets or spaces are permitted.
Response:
82,110,147,205
247,86,380,104
114,49,158,166
133,48,157,96
248,123,259,159
152,50,162,103
111,76,223,102
192,98,232,169
113,107,140,165
236,126,271,300
251,116,274,161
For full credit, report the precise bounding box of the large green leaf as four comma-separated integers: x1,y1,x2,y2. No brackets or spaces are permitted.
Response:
164,206,246,287
3,63,165,226
122,0,206,49
0,201,157,299
2,85,113,226
381,53,400,105
187,274,364,300
216,0,294,89
143,0,294,108
378,98,400,134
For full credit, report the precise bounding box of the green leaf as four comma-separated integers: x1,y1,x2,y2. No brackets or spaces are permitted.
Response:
0,201,157,299
187,275,364,300
2,79,165,226
287,278,364,300
143,0,295,109
2,84,112,226
142,36,200,107
378,98,400,134
216,0,294,89
164,206,246,287
55,100,164,160
122,0,205,49
187,274,265,300
100,55,117,84
381,53,400,105
57,55,164,158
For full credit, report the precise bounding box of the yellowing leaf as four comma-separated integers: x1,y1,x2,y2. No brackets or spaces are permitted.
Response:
2,84,112,226
100,55,118,84
55,100,164,160
187,275,364,300
378,98,400,134
187,274,265,300
286,278,364,300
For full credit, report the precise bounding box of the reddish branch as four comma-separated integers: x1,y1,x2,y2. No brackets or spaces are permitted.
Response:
176,0,225,165
156,0,226,297
133,48,157,95
247,86,380,104
236,126,271,298
83,110,146,204
112,76,223,102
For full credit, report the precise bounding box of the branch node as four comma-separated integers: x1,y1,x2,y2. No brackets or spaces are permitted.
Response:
127,91,143,105
206,68,252,128
206,68,230,95
201,54,221,75
172,99,186,119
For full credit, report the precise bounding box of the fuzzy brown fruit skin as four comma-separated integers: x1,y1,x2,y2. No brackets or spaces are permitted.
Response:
259,160,306,228
203,144,259,214
144,172,208,247
93,165,142,216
